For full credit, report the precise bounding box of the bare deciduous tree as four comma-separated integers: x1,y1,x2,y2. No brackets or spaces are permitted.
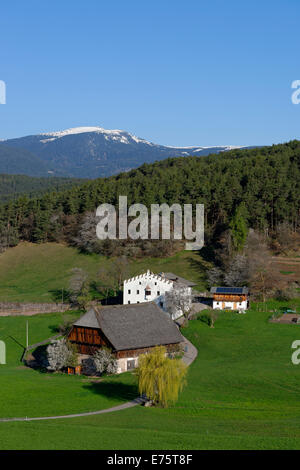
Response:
207,267,224,287
275,222,295,254
245,231,277,303
224,254,249,286
73,211,101,253
96,256,129,302
69,268,91,308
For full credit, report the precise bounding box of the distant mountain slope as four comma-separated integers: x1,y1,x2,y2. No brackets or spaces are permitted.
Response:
2,126,244,178
0,143,51,176
0,174,85,203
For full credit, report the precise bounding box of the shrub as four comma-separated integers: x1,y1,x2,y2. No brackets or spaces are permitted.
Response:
275,287,296,301
197,312,212,326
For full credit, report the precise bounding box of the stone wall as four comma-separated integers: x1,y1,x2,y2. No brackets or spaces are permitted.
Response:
0,302,71,316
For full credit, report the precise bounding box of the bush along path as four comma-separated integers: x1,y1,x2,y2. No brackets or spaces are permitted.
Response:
0,334,197,422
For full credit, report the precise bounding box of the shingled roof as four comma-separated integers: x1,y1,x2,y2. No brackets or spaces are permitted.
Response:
160,272,197,287
73,302,183,351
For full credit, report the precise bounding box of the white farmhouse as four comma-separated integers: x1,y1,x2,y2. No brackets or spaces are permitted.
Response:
210,287,250,311
123,270,196,320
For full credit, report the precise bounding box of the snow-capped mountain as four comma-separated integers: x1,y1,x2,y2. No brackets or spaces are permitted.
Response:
38,127,153,145
0,126,245,178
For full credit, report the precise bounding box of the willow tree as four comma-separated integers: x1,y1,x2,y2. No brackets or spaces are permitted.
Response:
137,346,187,408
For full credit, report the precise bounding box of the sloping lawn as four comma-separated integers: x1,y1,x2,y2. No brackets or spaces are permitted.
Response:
0,313,137,419
1,300,300,449
0,242,208,302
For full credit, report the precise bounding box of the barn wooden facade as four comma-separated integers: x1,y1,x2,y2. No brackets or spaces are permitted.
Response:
68,326,112,355
68,302,183,373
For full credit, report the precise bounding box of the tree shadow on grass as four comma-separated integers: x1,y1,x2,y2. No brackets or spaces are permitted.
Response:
186,250,213,290
47,324,60,334
26,344,49,372
188,248,215,271
5,335,26,362
82,379,138,402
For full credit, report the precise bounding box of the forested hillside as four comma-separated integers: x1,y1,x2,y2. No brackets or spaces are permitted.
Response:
0,143,50,176
0,174,84,203
0,140,299,254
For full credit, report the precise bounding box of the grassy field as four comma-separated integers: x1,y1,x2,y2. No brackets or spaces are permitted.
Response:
1,299,300,449
0,312,137,419
0,242,208,302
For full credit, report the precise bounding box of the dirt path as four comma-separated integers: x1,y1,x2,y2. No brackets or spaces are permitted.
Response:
0,397,146,423
182,337,198,366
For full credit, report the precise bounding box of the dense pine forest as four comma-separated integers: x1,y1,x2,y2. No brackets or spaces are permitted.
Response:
0,174,84,203
0,140,299,254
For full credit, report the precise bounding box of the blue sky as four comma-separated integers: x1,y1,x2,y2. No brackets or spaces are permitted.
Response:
0,0,299,146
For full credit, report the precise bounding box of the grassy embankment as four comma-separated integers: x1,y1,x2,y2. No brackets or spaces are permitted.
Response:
0,242,208,302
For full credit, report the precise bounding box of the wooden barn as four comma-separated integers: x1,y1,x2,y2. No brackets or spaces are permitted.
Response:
210,286,250,311
68,302,183,373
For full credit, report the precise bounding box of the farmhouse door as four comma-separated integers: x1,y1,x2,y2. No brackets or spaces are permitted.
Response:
127,359,135,370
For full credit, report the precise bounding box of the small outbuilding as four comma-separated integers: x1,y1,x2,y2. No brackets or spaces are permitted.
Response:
210,286,250,311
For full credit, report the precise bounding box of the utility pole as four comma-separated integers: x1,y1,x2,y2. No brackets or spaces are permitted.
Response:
62,288,64,304
26,321,29,349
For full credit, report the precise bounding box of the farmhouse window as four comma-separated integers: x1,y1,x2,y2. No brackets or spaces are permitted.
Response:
145,285,151,296
157,291,160,295
137,290,139,294
127,359,135,370
128,289,131,294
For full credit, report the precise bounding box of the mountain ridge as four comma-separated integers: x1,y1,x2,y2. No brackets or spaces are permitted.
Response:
1,126,248,178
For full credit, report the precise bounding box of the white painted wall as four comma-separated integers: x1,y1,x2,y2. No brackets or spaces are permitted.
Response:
123,270,191,320
116,356,139,374
213,300,248,310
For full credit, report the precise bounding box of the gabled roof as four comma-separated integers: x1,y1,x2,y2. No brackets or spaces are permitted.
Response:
73,302,183,351
160,272,197,287
210,286,249,295
74,309,100,329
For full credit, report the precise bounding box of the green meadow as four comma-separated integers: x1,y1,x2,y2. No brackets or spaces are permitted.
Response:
0,242,208,303
0,312,137,419
1,299,300,449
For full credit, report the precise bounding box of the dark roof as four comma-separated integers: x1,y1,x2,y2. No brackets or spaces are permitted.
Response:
160,272,197,287
210,286,249,295
73,302,183,351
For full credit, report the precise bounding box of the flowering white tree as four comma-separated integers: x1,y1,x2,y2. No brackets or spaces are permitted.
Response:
46,338,77,371
165,287,192,319
93,347,117,375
